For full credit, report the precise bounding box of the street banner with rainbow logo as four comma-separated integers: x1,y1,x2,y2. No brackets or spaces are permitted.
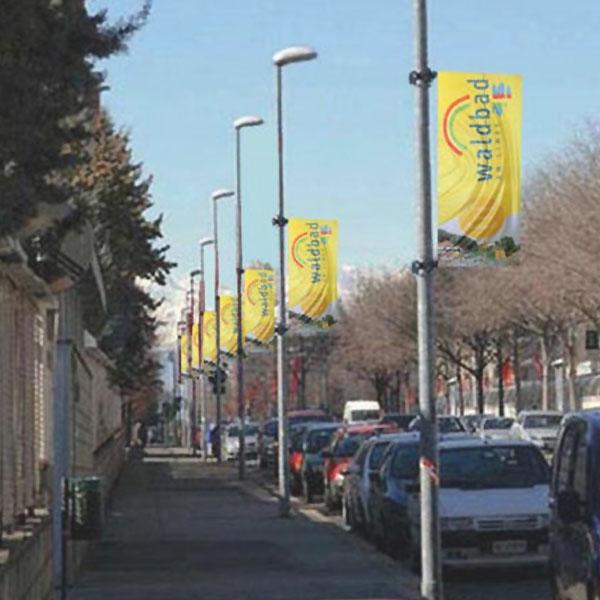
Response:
288,219,338,322
244,268,275,344
202,311,217,365
191,323,200,369
219,294,238,357
437,71,522,266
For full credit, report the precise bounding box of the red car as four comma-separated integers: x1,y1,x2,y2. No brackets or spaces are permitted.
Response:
322,424,394,511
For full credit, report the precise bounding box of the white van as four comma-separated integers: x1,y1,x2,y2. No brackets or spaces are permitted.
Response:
343,400,381,425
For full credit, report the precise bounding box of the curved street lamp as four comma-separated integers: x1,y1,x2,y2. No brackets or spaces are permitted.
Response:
233,115,264,480
271,45,317,517
211,189,234,462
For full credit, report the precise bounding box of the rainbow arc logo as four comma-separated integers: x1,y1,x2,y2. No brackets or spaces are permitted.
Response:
443,94,470,156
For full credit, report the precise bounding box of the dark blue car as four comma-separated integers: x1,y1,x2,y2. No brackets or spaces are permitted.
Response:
549,409,599,600
369,432,420,555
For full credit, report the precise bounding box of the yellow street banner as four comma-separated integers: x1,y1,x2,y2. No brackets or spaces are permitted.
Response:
180,334,189,375
203,311,217,365
437,71,522,266
288,219,338,321
191,323,200,369
220,294,237,357
244,268,275,344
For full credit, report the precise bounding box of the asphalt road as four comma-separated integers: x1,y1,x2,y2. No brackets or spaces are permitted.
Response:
260,469,553,600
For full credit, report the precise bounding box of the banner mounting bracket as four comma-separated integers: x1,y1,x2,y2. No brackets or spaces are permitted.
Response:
409,68,437,87
411,259,438,275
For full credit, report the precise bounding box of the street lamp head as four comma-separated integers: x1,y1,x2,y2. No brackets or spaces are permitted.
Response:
234,115,264,130
190,269,201,278
273,45,318,67
211,189,235,201
199,237,214,247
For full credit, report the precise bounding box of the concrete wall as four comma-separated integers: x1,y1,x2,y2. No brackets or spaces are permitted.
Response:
0,516,53,600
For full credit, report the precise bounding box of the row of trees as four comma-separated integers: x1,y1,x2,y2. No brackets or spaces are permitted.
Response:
334,125,600,415
2,1,173,397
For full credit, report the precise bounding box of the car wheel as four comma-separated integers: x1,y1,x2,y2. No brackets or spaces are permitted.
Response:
324,485,335,512
303,479,314,504
409,543,421,574
342,500,351,528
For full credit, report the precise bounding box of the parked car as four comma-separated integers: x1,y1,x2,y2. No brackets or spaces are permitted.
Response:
369,432,421,554
223,422,260,461
300,422,341,503
407,438,551,570
322,424,391,511
271,409,334,476
480,417,514,440
343,432,404,533
259,418,278,469
289,423,310,495
549,410,600,600
379,413,415,431
510,410,563,457
461,414,493,434
343,400,381,425
408,415,467,434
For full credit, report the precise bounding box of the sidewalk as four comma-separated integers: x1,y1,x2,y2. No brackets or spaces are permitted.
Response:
71,449,417,600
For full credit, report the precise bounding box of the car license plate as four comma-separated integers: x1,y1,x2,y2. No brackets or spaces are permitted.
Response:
492,540,527,555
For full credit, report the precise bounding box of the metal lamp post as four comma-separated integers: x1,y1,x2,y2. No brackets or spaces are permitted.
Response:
234,115,264,480
212,188,235,462
189,269,201,454
272,45,318,517
199,237,213,460
410,1,442,598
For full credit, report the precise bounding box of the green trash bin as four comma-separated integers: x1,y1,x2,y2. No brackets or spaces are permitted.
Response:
68,477,103,540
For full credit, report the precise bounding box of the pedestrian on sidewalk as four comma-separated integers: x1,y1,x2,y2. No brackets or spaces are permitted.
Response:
210,424,221,459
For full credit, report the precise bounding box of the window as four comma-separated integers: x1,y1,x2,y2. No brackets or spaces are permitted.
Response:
368,441,391,471
440,446,549,489
556,426,578,494
306,429,335,453
351,410,380,422
573,425,588,501
390,443,419,479
524,415,562,429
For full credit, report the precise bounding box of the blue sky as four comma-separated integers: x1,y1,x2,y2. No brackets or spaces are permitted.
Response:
97,0,600,307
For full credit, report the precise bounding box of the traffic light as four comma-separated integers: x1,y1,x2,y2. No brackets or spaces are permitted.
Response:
207,368,227,394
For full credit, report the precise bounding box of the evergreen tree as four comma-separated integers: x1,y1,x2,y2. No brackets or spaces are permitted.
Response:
0,0,149,235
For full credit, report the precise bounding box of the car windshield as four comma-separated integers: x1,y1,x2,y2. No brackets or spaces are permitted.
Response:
306,429,336,453
523,415,562,429
440,446,550,489
263,421,278,437
290,428,306,452
483,418,513,430
368,441,391,470
335,434,368,457
227,425,258,438
438,418,465,433
351,410,380,421
289,414,330,426
381,415,414,429
390,443,419,479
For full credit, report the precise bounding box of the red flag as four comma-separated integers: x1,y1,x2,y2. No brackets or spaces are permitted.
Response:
532,353,543,379
501,359,514,386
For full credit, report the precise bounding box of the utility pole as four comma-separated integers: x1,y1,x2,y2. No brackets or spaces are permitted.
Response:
410,1,443,599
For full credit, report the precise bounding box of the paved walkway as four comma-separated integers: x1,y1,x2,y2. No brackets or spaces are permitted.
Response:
71,449,416,600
